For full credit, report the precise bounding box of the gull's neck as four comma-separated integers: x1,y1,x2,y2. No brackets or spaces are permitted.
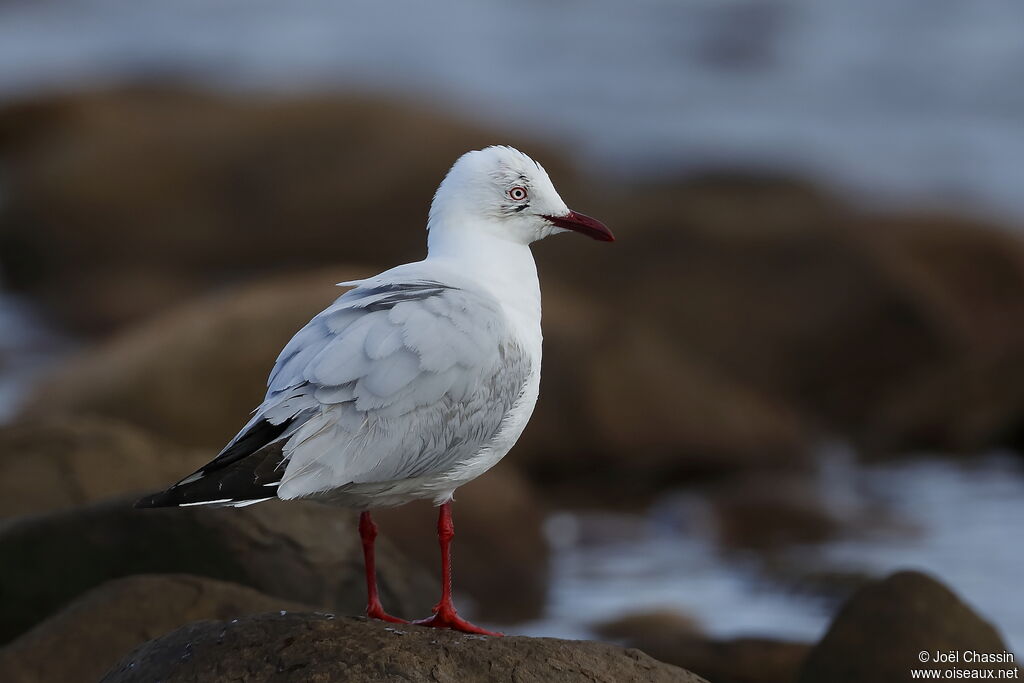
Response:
426,224,542,342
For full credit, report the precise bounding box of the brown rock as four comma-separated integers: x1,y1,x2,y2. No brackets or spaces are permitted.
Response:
798,570,1019,683
519,290,810,501
102,612,706,683
867,345,1024,453
0,87,575,334
0,574,313,683
849,214,1024,452
596,611,810,683
25,267,367,449
375,463,549,623
852,213,1024,352
708,473,843,551
0,497,436,644
595,610,702,644
539,176,984,445
0,415,209,519
673,638,811,683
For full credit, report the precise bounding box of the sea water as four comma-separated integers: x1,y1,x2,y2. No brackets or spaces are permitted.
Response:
518,449,1024,654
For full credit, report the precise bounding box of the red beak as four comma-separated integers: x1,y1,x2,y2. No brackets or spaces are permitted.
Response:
543,210,615,242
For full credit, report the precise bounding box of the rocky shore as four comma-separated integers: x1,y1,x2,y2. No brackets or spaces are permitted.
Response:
0,87,1021,681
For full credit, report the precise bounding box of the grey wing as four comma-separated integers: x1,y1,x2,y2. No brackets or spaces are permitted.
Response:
273,280,531,498
217,279,530,501
137,278,531,509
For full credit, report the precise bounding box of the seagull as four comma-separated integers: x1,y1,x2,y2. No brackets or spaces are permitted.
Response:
137,145,614,636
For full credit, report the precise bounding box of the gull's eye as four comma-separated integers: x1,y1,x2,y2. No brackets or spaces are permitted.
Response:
509,186,528,201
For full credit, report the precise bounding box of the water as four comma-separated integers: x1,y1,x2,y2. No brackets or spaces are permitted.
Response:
521,451,1024,654
0,293,67,421
0,0,1022,220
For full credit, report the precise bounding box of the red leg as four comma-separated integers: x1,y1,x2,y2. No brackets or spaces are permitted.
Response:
413,502,503,636
359,511,407,624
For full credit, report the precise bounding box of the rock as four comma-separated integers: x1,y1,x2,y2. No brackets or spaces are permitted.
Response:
375,463,549,623
0,415,210,519
581,325,807,474
708,472,843,551
849,213,1024,452
518,291,810,501
673,638,811,683
539,176,1009,449
866,346,1024,453
0,574,313,683
632,218,951,435
0,87,576,334
102,612,705,682
595,611,809,683
0,497,436,644
798,570,1020,683
595,609,702,643
25,267,368,449
851,213,1024,353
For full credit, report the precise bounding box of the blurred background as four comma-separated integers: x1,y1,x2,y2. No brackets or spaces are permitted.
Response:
1,1,1022,681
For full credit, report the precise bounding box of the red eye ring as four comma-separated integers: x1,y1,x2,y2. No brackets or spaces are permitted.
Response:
509,186,528,201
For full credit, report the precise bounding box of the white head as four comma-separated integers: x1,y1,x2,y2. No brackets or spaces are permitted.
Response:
426,146,613,252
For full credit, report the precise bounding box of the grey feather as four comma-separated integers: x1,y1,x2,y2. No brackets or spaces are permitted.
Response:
233,276,532,502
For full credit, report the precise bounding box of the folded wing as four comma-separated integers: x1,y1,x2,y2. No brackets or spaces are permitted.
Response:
136,274,530,508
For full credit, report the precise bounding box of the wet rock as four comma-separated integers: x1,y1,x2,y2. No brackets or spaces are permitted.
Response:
596,611,810,683
0,87,575,334
0,415,209,519
0,497,436,644
25,267,367,449
0,574,313,683
798,570,1019,683
375,463,549,623
102,612,705,683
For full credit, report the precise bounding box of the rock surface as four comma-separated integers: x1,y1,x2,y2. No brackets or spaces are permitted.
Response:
0,415,209,519
596,611,809,683
797,570,1020,683
0,498,436,644
0,574,312,683
102,612,706,682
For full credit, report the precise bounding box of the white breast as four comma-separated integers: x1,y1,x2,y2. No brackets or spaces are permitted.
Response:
445,361,541,488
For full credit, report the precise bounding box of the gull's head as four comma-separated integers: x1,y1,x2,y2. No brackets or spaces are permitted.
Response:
427,146,614,250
